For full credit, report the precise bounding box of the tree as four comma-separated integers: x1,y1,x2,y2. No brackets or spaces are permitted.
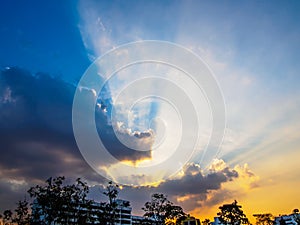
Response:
13,199,31,225
28,176,93,225
3,210,13,225
202,218,211,225
253,213,274,225
142,193,186,225
279,217,286,225
2,199,31,225
102,181,120,225
175,214,188,225
28,176,64,224
217,200,249,225
64,178,95,224
292,209,300,225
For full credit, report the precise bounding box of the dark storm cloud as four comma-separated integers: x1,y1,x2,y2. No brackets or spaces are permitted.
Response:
157,163,238,196
89,162,240,215
158,171,228,196
154,163,239,211
0,67,152,211
0,179,26,211
0,68,89,174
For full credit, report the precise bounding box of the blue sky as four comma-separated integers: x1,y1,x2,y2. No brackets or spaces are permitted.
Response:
0,0,89,80
1,0,300,220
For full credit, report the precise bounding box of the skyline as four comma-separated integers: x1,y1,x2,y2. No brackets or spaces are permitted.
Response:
1,0,300,223
2,174,299,224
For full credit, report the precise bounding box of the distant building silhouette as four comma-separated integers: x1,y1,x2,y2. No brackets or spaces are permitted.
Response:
212,217,222,225
115,199,132,225
274,214,297,225
182,216,201,225
31,198,135,225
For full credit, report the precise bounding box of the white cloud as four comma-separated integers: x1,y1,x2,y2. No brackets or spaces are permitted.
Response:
0,87,17,104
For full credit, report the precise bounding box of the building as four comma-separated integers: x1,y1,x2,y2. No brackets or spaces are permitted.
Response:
132,215,146,225
182,216,201,225
211,217,221,225
213,213,300,225
115,199,132,225
274,214,298,225
31,198,133,225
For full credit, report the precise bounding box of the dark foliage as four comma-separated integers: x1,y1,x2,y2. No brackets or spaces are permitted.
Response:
142,193,186,225
217,200,249,225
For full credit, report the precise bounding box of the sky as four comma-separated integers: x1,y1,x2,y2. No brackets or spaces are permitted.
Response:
1,0,300,222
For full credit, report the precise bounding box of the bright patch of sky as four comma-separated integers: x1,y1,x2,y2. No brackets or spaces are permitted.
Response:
77,0,300,180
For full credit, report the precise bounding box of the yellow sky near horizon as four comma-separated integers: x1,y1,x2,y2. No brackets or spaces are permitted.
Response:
188,145,300,224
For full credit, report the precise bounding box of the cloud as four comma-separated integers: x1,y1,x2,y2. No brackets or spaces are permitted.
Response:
0,67,154,211
88,159,257,216
78,0,176,56
160,161,257,218
151,160,240,212
158,162,237,197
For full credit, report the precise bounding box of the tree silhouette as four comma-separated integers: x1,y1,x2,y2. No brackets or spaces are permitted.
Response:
279,217,287,225
217,200,249,225
253,213,274,225
293,209,300,225
142,193,186,225
28,176,93,224
103,181,120,225
13,199,31,225
203,218,211,225
175,214,188,225
3,210,13,225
